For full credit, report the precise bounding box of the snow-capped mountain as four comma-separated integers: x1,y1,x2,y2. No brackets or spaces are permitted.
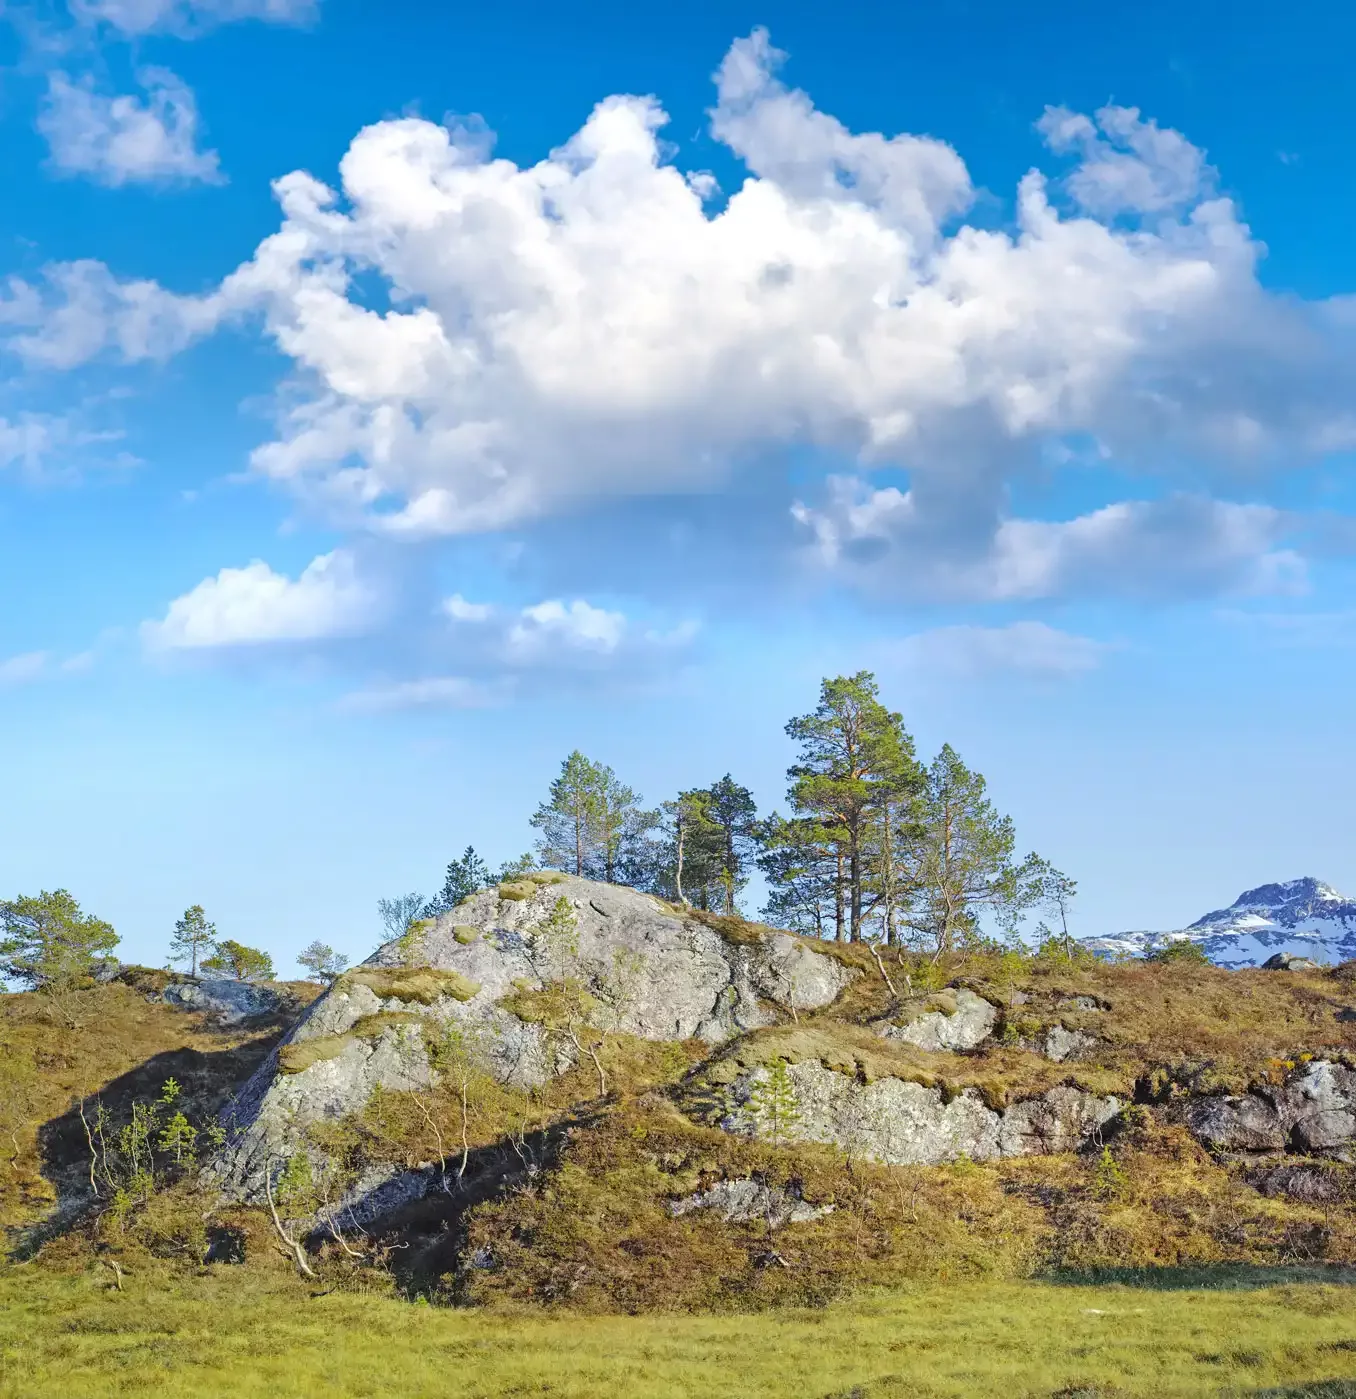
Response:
1083,877,1356,967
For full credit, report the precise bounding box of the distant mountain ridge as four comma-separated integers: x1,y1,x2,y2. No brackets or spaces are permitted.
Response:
1082,877,1356,967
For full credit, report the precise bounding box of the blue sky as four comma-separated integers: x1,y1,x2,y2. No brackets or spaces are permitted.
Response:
4,0,1356,973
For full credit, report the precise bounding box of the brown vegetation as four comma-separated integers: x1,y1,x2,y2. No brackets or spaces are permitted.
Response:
5,940,1356,1315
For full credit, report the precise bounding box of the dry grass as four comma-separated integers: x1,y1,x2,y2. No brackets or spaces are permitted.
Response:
0,982,304,1234
685,1019,1124,1111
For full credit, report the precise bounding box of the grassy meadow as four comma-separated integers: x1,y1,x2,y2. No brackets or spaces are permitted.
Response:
3,1266,1356,1398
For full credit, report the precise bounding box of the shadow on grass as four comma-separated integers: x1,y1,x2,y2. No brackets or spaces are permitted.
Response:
1040,1263,1356,1292
1246,1384,1356,1398
8,1038,283,1262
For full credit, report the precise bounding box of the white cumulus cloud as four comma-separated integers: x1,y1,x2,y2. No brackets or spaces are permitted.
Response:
506,599,627,657
8,29,1356,603
796,481,1307,601
39,68,224,187
143,550,381,649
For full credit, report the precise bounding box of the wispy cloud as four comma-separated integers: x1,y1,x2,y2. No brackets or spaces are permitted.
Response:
39,68,224,187
888,621,1112,679
0,652,52,686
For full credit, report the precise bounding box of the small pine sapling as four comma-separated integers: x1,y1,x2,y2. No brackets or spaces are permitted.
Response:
749,1059,802,1146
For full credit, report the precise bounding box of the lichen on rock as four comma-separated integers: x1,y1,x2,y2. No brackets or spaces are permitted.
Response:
874,987,997,1052
714,1056,1120,1165
210,874,857,1202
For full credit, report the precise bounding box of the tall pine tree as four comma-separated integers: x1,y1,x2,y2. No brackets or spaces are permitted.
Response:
531,752,656,885
704,775,760,915
782,672,922,941
531,751,606,876
902,743,1037,954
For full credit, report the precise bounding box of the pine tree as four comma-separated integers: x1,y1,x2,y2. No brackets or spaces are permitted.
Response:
202,939,274,982
424,847,492,916
659,789,723,906
783,672,922,941
903,744,1031,955
0,889,119,992
705,775,760,915
530,751,606,876
169,905,216,977
531,752,656,885
297,940,348,984
758,814,837,937
748,1059,802,1145
594,767,658,885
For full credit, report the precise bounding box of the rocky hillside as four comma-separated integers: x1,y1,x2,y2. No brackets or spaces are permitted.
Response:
12,874,1356,1308
1084,877,1356,967
178,873,1356,1302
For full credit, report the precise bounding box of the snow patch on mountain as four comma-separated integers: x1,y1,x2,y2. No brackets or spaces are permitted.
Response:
1083,877,1356,968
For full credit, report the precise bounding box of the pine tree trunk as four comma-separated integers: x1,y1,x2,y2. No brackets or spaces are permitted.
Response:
849,836,862,943
675,819,686,904
834,850,845,942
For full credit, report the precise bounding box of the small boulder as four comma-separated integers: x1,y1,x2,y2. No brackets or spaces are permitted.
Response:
1184,1093,1286,1153
668,1178,833,1227
1262,952,1323,972
998,1085,1121,1156
1278,1060,1356,1151
1042,1025,1098,1063
876,987,997,1052
160,977,282,1023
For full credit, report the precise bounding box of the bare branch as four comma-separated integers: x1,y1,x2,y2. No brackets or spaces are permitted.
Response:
263,1157,317,1280
867,942,898,997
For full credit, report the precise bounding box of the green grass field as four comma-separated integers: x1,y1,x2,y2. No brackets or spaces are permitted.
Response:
3,1268,1356,1398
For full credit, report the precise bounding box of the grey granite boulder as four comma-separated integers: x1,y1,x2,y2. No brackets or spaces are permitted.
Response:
718,1059,1119,1165
1183,1061,1356,1156
1042,1026,1098,1063
874,988,997,1052
160,976,282,1023
999,1085,1122,1155
1262,953,1323,971
668,1178,833,1226
210,876,856,1201
1278,1060,1356,1151
1184,1093,1287,1153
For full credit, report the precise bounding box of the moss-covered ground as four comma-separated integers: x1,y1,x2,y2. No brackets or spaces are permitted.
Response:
2,1265,1356,1398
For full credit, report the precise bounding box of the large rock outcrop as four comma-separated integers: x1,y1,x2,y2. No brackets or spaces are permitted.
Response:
1184,1060,1356,1157
212,875,856,1198
717,1059,1121,1165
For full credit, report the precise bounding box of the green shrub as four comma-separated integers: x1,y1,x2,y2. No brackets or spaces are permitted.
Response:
1146,940,1210,966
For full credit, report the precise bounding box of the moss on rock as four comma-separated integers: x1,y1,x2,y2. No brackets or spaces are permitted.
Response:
350,1012,424,1042
498,881,536,902
278,1034,353,1075
684,909,769,948
342,967,481,1005
453,925,481,945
